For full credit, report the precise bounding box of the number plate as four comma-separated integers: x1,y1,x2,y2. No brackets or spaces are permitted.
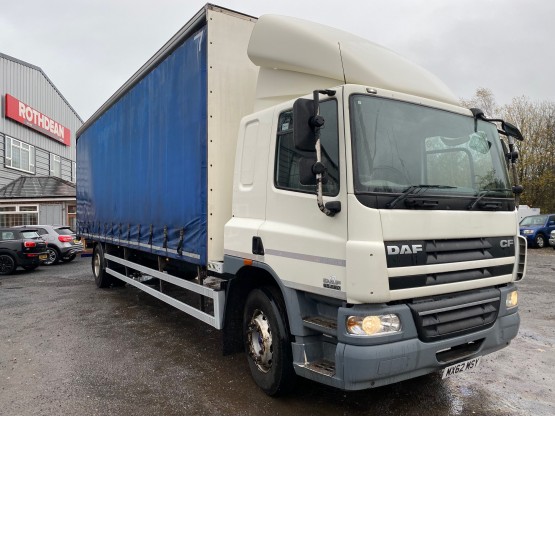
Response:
441,357,481,379
39,254,48,260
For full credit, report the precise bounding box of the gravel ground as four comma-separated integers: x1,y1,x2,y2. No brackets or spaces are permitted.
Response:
0,248,553,415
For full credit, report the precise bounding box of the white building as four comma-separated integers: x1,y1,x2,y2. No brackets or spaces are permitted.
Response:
0,52,83,229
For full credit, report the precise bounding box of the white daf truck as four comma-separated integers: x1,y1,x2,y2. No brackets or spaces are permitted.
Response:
77,4,526,395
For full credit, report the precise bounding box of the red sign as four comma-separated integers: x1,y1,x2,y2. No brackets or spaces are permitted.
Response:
4,94,70,146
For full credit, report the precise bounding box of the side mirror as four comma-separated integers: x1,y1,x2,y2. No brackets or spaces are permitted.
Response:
293,98,324,152
471,109,524,142
502,121,524,142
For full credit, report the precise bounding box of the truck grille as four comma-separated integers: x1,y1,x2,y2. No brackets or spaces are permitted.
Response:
407,288,501,342
385,236,515,291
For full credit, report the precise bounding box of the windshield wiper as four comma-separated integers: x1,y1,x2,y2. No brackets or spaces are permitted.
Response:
386,185,457,209
467,190,503,210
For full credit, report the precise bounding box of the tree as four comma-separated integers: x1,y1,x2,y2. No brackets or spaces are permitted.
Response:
502,96,555,211
460,87,498,118
461,89,555,213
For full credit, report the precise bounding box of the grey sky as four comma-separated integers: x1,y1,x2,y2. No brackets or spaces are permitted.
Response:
2,0,552,121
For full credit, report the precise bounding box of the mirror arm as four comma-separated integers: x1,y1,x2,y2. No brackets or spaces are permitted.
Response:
507,135,524,206
312,90,340,217
471,107,524,205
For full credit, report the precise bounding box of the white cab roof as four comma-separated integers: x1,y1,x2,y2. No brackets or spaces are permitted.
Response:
248,15,460,107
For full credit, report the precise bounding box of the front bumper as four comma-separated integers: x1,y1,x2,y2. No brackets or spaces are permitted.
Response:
337,310,519,390
293,284,520,391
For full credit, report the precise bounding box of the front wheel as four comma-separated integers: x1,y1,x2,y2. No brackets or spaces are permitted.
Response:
535,234,546,248
243,287,296,396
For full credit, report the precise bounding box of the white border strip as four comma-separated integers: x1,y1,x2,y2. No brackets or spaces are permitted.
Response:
81,233,201,260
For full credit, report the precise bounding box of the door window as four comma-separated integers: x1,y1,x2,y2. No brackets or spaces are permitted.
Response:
275,100,340,196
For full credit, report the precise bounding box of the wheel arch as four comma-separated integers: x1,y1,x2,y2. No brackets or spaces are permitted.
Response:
222,263,295,356
46,243,61,254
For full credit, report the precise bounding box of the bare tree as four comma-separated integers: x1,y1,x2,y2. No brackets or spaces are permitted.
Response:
502,97,555,211
460,87,498,118
462,89,555,213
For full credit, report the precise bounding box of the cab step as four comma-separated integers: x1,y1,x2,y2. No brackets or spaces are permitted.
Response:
302,316,337,336
298,359,336,378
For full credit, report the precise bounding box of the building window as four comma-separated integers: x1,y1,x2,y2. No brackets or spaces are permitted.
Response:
0,205,38,226
4,136,35,174
72,161,77,183
50,153,61,177
67,204,77,231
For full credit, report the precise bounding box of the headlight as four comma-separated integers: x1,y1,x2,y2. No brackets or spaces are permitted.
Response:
506,290,518,309
522,229,534,235
346,314,401,336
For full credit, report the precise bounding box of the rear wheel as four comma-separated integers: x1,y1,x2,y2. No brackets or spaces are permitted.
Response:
61,253,77,263
92,244,114,288
44,246,60,265
243,287,296,396
0,254,17,275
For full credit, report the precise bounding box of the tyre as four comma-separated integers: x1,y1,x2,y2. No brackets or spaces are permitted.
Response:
534,234,546,248
61,254,77,263
92,244,114,288
43,246,60,265
0,253,17,275
243,287,296,396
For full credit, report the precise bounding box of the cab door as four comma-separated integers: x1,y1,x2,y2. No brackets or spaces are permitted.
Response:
258,94,348,299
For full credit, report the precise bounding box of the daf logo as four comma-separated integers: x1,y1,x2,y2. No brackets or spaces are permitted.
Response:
500,239,514,248
387,244,423,255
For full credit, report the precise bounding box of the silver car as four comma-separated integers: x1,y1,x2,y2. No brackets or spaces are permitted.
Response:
549,229,555,249
16,225,83,265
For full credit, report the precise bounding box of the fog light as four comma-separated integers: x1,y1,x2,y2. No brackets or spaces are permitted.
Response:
346,314,401,336
506,290,518,309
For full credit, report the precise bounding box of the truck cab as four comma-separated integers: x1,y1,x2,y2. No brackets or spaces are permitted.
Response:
225,82,525,392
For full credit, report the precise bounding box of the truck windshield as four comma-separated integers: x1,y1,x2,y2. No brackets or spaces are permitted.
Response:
350,95,513,210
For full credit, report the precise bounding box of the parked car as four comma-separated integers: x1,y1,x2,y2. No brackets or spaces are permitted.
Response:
15,225,83,265
549,229,555,249
519,214,555,248
0,227,48,275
